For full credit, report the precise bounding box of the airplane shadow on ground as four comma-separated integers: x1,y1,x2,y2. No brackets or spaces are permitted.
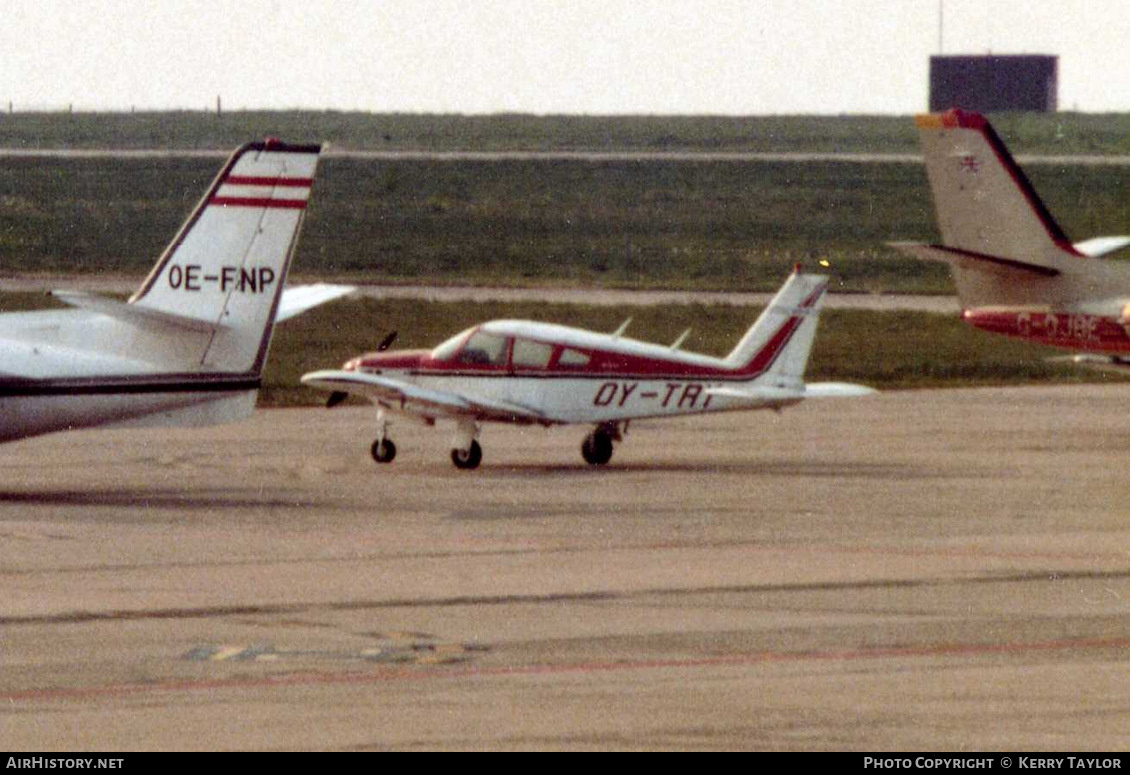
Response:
0,488,324,512
479,459,971,480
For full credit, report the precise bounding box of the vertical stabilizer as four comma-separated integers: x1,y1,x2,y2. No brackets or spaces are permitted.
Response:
130,140,322,374
915,109,1076,267
725,268,828,383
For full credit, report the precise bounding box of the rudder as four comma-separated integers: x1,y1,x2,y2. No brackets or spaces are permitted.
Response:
915,109,1077,268
724,268,828,384
130,139,321,374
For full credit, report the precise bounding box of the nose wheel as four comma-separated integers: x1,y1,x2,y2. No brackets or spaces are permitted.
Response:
369,408,396,465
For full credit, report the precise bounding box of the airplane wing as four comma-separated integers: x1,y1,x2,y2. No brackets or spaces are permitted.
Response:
301,369,549,424
276,284,355,322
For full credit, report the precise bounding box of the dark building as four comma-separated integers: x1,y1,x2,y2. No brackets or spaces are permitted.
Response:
929,55,1058,112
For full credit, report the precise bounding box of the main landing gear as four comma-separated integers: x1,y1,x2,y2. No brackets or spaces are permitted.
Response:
371,438,396,463
367,411,484,470
449,419,483,470
581,422,622,466
451,440,483,470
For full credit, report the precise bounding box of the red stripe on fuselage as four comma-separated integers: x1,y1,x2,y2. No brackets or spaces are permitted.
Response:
964,309,1130,354
357,284,823,381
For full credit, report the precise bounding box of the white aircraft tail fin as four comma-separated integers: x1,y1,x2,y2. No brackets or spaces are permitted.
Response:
129,139,322,374
725,267,828,384
914,109,1077,270
898,110,1130,310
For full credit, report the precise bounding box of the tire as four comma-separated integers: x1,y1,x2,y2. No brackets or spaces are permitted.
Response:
370,438,397,464
451,439,483,470
581,431,614,465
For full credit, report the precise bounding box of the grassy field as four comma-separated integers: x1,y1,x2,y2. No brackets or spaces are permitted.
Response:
4,152,1130,294
5,111,1130,154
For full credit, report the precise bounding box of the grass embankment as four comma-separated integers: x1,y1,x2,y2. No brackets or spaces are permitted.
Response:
4,111,1130,154
4,154,1130,294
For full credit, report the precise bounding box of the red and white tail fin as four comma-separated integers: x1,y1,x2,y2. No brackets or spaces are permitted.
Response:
130,139,321,374
724,267,828,384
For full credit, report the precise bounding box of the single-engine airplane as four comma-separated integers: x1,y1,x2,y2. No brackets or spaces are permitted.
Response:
893,108,1130,372
0,139,352,444
302,267,873,469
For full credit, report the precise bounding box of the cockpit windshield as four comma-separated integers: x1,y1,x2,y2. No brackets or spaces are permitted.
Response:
431,327,476,362
456,331,509,366
431,327,511,367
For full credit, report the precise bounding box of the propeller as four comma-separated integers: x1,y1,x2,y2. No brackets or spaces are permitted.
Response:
324,331,397,409
377,330,398,351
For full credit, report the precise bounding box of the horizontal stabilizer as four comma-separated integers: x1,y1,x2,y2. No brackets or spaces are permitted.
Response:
50,291,219,333
889,243,1060,277
1072,236,1130,258
704,382,875,402
804,382,878,398
276,283,355,322
704,384,805,404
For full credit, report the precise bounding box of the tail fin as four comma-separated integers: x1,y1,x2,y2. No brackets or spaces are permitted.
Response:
724,268,828,384
892,109,1107,308
914,109,1077,266
129,139,321,374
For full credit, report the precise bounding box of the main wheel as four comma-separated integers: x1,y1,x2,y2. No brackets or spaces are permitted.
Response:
581,431,614,465
370,438,397,464
450,439,483,470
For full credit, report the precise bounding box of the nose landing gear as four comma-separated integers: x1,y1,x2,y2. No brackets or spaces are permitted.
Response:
370,408,396,464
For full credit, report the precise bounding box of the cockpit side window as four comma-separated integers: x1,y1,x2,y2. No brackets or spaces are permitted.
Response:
457,331,509,366
512,338,554,369
557,348,592,368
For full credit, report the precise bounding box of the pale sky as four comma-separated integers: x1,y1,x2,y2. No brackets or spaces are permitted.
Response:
4,0,1128,114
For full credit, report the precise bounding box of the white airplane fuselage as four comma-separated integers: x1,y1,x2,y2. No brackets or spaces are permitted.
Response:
300,270,871,469
345,320,805,428
0,139,335,446
0,309,258,442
